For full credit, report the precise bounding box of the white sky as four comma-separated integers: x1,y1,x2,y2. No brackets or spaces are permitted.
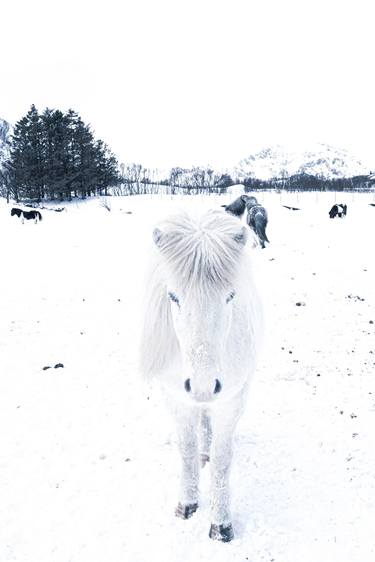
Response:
2,0,374,170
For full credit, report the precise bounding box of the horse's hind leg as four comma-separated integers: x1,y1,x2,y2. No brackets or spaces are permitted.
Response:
174,406,200,519
199,409,212,467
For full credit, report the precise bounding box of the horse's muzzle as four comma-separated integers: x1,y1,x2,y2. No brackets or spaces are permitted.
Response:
184,378,222,401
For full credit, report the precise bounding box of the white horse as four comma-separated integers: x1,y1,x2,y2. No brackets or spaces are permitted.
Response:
139,208,263,542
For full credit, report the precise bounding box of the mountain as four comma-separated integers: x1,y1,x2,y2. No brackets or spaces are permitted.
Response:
232,143,370,181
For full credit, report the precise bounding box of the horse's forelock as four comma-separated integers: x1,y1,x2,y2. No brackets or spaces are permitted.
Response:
155,210,247,294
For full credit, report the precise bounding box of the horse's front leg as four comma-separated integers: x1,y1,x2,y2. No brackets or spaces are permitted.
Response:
199,409,212,467
209,399,243,542
174,406,200,520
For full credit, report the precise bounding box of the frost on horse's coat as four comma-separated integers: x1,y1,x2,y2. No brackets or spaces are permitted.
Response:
139,209,263,542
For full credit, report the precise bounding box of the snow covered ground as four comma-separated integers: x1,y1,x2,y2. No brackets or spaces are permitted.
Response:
0,191,374,562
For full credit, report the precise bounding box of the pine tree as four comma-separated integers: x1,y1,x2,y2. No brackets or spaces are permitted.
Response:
94,140,120,196
5,105,120,202
6,105,44,201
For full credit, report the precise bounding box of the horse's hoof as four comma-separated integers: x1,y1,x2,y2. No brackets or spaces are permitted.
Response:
209,522,234,542
175,502,198,519
200,453,210,467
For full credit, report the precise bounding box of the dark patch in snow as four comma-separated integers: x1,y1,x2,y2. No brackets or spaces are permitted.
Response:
54,363,64,369
346,294,365,302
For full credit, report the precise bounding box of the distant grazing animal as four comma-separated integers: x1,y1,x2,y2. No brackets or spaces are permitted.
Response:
246,205,269,248
222,194,251,218
329,204,347,219
139,209,263,542
369,203,375,207
10,207,42,223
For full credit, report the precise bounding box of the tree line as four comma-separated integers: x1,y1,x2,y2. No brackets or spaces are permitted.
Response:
3,105,120,202
116,166,374,196
241,173,374,192
114,164,233,196
1,105,374,202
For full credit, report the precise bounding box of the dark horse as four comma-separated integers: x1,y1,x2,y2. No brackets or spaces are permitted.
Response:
329,204,347,219
246,205,269,248
222,194,253,218
244,196,259,211
11,207,42,223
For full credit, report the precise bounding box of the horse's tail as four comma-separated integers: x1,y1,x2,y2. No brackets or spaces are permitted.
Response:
255,215,269,247
38,211,42,221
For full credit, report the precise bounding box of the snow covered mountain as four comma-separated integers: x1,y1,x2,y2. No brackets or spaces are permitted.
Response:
0,117,11,170
232,144,370,181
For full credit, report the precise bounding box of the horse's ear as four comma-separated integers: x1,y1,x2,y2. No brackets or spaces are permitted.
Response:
233,226,248,246
152,227,164,247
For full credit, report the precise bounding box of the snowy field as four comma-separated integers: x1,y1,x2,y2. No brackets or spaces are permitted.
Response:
1,190,374,562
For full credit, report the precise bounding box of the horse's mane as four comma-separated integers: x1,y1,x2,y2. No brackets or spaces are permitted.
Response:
139,209,254,380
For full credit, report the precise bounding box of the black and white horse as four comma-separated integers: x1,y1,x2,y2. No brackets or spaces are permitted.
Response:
329,204,347,219
11,207,42,223
246,205,269,248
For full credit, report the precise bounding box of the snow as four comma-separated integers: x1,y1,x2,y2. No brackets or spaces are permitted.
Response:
0,117,11,171
1,191,375,562
227,184,246,197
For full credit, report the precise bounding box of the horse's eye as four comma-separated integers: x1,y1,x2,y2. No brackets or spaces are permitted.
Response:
168,292,180,306
226,290,236,304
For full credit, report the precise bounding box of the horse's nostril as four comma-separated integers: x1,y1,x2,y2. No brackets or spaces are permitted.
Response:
214,379,222,394
184,378,191,393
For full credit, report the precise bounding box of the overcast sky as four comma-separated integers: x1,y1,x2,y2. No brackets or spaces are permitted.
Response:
2,0,374,169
